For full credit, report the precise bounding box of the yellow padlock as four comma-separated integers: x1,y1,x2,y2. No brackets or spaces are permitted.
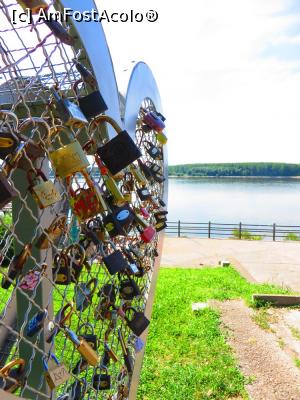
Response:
65,328,100,366
129,164,148,186
102,175,126,205
28,169,61,209
48,126,89,178
156,131,168,145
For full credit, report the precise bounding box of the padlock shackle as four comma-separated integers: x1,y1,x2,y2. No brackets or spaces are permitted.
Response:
89,115,122,135
0,358,25,376
0,110,19,130
27,168,48,186
57,301,74,326
65,243,86,267
77,322,95,336
19,117,50,143
47,125,76,148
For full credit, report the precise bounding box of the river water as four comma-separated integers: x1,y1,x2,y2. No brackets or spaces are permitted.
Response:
167,177,300,225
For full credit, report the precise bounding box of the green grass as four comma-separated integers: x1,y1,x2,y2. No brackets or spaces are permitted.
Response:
284,233,300,241
137,267,292,400
232,229,262,241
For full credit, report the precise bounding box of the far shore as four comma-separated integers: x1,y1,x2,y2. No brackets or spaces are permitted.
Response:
169,175,300,179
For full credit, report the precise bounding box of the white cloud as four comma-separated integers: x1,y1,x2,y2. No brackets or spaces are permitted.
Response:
96,0,300,165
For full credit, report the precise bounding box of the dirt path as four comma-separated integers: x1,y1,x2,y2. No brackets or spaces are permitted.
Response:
211,300,300,400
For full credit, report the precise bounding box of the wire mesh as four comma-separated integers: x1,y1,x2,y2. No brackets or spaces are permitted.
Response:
0,2,167,399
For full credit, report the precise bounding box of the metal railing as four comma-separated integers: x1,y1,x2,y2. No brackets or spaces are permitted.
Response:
166,221,300,241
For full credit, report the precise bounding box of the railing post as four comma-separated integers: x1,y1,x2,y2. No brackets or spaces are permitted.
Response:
239,222,242,239
178,220,181,238
208,221,211,238
273,223,276,241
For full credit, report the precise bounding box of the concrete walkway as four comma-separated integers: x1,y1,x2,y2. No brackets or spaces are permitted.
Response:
161,237,300,291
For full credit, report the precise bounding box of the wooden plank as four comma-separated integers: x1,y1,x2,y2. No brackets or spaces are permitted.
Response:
253,294,300,306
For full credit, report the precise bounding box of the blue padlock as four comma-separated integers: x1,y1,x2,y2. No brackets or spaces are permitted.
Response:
26,309,48,337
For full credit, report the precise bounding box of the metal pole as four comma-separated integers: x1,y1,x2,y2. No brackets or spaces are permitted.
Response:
178,220,181,238
273,223,276,241
239,222,242,240
12,162,53,399
208,221,211,238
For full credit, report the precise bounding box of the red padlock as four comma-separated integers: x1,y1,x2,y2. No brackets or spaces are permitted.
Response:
140,226,156,243
142,111,165,132
140,207,150,219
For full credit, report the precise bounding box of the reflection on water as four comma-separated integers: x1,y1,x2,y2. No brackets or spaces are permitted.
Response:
167,177,300,225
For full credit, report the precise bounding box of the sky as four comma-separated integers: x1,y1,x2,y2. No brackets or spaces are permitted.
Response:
97,0,300,165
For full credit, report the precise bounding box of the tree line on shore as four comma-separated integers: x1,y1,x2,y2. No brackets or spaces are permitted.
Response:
168,163,300,177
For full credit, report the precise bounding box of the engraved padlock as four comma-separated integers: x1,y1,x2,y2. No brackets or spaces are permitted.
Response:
51,87,88,128
0,359,26,393
65,328,100,366
92,366,111,391
74,278,97,312
144,140,163,160
43,354,70,390
94,115,141,175
100,241,129,275
27,169,61,209
73,75,108,120
48,126,89,178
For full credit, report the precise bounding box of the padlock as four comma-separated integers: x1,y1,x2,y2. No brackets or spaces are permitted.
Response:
18,264,47,291
51,88,88,128
155,221,168,232
0,359,25,393
136,187,151,201
100,242,129,275
156,131,168,145
119,276,141,300
154,210,168,222
142,110,166,132
73,77,107,120
44,17,75,46
84,217,107,244
74,278,97,311
118,328,134,374
43,353,70,390
0,110,19,160
66,379,87,400
144,140,163,160
103,204,135,238
0,170,17,210
98,283,116,304
147,161,161,174
53,244,87,285
129,335,145,353
124,307,150,336
124,171,135,191
46,302,73,343
48,126,89,178
101,174,126,206
65,328,100,366
140,207,150,219
123,249,140,275
17,0,48,14
94,115,141,175
137,159,154,182
134,214,156,243
77,323,98,350
93,366,111,391
35,215,67,249
67,170,107,221
27,169,61,209
129,164,147,186
73,59,97,87
26,309,48,337
2,244,32,289
121,185,133,203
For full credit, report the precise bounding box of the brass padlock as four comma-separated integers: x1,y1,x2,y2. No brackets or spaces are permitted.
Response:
129,164,148,186
48,126,89,178
27,169,61,209
35,215,67,249
65,328,100,366
0,359,26,393
101,174,126,206
0,110,19,160
43,354,70,390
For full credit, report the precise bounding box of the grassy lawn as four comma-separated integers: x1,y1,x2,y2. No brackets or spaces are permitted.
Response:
137,266,292,400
